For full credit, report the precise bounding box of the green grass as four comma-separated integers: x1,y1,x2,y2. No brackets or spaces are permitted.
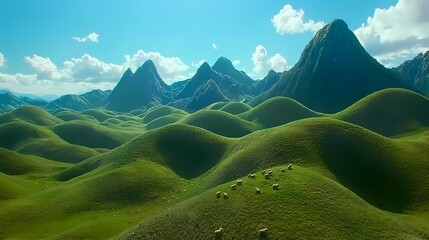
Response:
181,110,259,138
54,120,140,149
240,96,322,128
0,105,63,126
142,105,188,124
334,88,429,136
120,166,429,240
218,102,252,115
2,91,429,239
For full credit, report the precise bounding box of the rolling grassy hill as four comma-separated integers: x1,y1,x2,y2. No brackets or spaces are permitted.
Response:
1,89,429,239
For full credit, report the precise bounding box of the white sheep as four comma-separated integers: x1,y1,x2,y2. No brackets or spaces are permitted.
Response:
261,170,266,175
249,174,256,179
236,179,243,185
255,187,261,194
216,191,221,198
281,168,286,172
264,174,271,180
214,227,224,237
223,192,228,199
272,183,280,190
231,184,237,190
259,228,268,237
288,164,293,170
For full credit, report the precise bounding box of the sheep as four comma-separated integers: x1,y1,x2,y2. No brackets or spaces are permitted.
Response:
216,191,221,198
281,168,286,172
267,170,273,176
231,184,237,190
248,174,251,178
261,170,266,175
259,228,268,237
223,192,228,199
264,174,271,180
249,174,256,179
255,187,261,194
214,227,224,238
288,164,293,170
236,179,243,185
272,183,280,190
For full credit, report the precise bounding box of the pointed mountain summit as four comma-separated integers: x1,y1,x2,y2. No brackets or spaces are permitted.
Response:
392,51,429,95
104,60,173,112
212,56,254,86
254,19,415,113
176,61,243,100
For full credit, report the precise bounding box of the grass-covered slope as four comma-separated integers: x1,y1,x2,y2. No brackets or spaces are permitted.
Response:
0,105,63,126
334,88,429,136
120,166,429,240
54,120,140,149
201,118,429,213
0,121,99,163
0,147,70,175
241,96,322,128
56,124,232,181
181,110,259,138
142,105,188,124
218,102,252,115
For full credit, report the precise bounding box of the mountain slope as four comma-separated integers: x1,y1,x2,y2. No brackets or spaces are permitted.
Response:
392,51,429,95
47,89,110,111
104,60,173,112
254,19,415,113
212,56,254,87
186,79,229,112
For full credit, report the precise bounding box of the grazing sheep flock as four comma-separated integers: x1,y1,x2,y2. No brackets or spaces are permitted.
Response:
213,166,293,237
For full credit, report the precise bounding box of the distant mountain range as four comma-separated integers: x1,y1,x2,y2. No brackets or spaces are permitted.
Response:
1,19,427,113
391,51,429,95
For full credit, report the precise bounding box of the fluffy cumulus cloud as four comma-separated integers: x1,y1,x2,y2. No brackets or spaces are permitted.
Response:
252,45,289,77
0,52,5,67
73,32,99,43
272,4,325,34
124,50,189,83
354,0,429,66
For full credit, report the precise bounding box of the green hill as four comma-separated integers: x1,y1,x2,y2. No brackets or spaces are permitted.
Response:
241,96,321,128
0,147,70,175
56,124,232,181
82,109,117,122
54,120,140,149
142,106,187,124
181,110,259,138
120,166,429,240
218,102,252,115
0,105,63,126
334,88,429,136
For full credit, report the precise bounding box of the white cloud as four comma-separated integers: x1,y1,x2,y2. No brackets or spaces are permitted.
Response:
124,50,189,83
73,32,99,43
192,59,206,68
0,52,5,67
269,54,288,72
272,4,325,34
212,43,218,50
232,60,241,66
0,50,191,95
252,45,289,77
63,54,124,82
354,0,429,66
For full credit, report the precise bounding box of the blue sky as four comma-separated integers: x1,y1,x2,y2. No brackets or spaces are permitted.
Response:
0,0,427,96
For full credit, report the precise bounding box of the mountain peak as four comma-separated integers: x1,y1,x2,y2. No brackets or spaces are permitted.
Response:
139,59,157,71
330,19,348,29
213,56,233,69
